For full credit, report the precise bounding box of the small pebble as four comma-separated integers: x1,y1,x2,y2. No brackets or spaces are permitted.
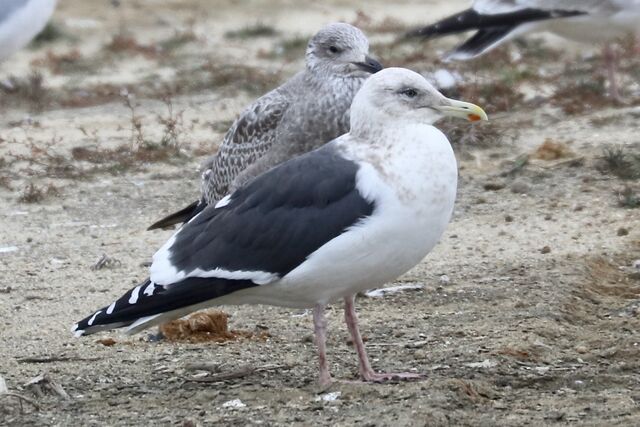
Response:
504,215,514,222
510,179,531,194
540,246,551,254
617,227,629,236
414,349,427,360
96,337,116,346
433,69,457,89
182,418,198,427
575,345,588,354
483,182,505,191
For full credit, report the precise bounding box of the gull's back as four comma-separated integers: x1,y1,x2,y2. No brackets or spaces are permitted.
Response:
199,72,302,204
201,70,363,204
147,22,379,231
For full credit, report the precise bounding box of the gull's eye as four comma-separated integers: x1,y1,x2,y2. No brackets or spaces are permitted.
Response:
400,88,418,98
328,45,341,54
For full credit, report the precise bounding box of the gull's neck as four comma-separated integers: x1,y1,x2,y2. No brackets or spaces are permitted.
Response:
351,113,428,142
306,66,366,90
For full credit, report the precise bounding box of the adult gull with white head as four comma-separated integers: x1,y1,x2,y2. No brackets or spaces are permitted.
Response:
73,67,487,385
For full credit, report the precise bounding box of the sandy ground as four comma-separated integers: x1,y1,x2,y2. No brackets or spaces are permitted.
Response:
1,0,640,425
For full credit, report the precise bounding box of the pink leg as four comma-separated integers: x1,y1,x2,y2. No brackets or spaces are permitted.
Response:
603,43,622,102
313,304,332,387
343,295,425,382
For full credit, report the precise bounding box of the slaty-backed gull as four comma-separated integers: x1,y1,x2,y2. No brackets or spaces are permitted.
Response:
407,0,640,100
0,0,57,62
148,23,383,230
73,67,487,385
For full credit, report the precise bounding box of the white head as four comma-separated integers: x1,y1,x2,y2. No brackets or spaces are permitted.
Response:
305,23,383,78
350,67,487,134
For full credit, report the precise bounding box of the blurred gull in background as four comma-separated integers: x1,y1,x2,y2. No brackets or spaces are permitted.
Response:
407,0,640,100
0,0,57,62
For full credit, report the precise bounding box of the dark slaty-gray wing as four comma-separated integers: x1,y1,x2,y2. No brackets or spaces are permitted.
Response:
75,144,375,336
153,144,375,284
476,1,621,14
407,6,585,39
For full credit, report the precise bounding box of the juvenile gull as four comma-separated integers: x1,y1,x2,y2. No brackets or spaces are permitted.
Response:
0,0,57,61
148,23,382,230
73,67,487,385
407,0,640,99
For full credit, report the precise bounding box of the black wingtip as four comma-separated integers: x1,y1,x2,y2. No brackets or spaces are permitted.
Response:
444,26,516,61
72,279,155,336
405,7,586,41
147,200,205,231
405,9,480,40
72,277,259,337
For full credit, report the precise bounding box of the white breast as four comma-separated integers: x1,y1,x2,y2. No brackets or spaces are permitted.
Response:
248,125,458,308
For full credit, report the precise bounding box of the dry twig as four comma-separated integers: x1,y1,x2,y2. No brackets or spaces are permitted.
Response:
17,356,100,364
25,373,70,400
0,392,41,412
90,253,122,271
184,364,289,383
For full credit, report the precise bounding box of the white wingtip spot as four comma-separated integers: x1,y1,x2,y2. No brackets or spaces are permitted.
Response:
73,329,85,338
214,194,232,209
129,285,142,304
143,281,155,296
106,301,116,314
71,323,78,332
443,50,475,62
87,310,102,326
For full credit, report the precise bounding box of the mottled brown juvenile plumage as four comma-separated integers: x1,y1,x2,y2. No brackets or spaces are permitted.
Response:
148,22,382,230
